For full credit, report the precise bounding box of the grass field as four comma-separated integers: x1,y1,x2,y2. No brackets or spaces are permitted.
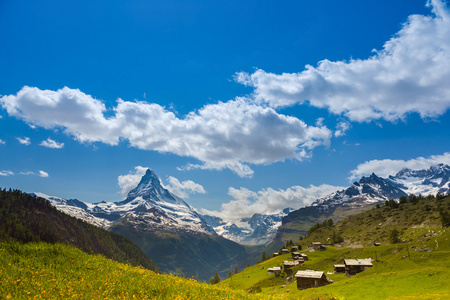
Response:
0,241,281,300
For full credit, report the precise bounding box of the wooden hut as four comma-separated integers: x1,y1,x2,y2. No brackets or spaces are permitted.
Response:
307,242,325,251
300,253,309,261
295,270,332,289
333,264,345,273
344,258,373,275
281,248,289,254
283,260,299,269
267,266,281,274
291,245,299,252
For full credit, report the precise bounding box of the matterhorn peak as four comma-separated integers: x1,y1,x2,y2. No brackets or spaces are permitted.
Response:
123,168,178,204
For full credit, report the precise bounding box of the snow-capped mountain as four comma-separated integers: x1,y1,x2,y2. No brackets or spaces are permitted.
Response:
35,169,215,234
311,173,407,211
268,164,450,252
388,164,450,196
201,208,294,245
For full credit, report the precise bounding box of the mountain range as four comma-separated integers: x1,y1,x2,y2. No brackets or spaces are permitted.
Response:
264,164,450,252
35,164,450,278
37,169,251,281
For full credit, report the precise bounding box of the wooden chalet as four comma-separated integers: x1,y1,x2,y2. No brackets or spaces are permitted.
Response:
333,264,345,273
300,253,309,261
281,248,290,254
295,270,333,289
283,260,299,269
307,242,325,251
267,266,281,274
292,251,301,259
291,245,299,252
344,258,373,275
273,252,279,257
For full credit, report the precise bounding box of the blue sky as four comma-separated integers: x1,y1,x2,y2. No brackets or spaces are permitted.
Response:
1,0,450,222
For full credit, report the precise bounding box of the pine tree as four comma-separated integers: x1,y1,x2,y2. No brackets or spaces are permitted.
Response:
390,228,400,244
210,272,220,284
234,266,239,274
261,251,266,261
227,270,233,278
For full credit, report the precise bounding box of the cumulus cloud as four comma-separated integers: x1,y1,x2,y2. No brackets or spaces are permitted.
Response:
349,152,450,181
200,184,343,223
17,137,31,145
0,139,5,145
38,170,49,177
235,0,450,122
1,87,331,177
117,166,150,198
40,138,64,149
0,170,14,176
163,176,206,199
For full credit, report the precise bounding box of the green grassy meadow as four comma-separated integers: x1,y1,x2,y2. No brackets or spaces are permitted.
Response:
220,235,450,299
0,241,278,300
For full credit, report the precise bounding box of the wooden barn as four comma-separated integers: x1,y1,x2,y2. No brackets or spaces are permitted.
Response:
281,248,289,254
295,270,333,289
344,258,373,275
291,245,299,252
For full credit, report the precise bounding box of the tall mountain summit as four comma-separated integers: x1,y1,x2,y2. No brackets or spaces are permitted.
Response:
39,169,214,234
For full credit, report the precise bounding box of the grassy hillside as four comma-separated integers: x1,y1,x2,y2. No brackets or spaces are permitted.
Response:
0,241,278,299
264,202,378,254
218,195,450,299
0,188,159,272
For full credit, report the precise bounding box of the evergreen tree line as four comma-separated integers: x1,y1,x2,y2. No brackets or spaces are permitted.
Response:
307,218,334,235
382,192,450,227
0,188,159,272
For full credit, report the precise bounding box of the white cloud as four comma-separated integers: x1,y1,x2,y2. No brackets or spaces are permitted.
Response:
200,184,344,223
163,176,206,199
0,139,5,145
20,171,35,175
1,87,332,177
0,170,14,176
349,152,450,181
40,138,64,149
334,121,351,137
117,166,149,198
235,0,450,123
38,170,49,177
17,137,31,145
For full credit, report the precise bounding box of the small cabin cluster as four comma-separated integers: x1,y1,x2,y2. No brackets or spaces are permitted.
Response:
267,242,374,290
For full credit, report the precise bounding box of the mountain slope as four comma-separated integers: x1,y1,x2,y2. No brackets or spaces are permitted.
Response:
218,194,450,299
0,188,159,272
264,173,407,253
